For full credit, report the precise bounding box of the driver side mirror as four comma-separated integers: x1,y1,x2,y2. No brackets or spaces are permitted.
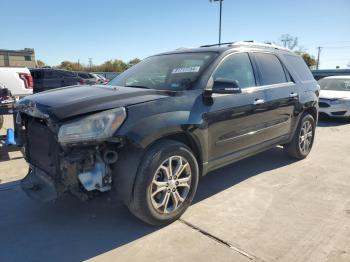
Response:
208,79,242,95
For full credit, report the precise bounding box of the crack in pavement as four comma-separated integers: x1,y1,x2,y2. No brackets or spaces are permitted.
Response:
179,219,267,262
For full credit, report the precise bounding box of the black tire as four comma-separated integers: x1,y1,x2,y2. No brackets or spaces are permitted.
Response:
128,140,199,226
0,115,3,130
284,113,316,159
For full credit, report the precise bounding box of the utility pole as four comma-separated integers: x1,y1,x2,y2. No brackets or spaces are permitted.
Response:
316,47,322,70
78,59,80,70
210,0,224,46
88,58,92,71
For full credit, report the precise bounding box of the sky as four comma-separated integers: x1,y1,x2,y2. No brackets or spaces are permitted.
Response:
2,0,350,69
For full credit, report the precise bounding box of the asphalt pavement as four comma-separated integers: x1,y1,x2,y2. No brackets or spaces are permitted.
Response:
1,116,349,262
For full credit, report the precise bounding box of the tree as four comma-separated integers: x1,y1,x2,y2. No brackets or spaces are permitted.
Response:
55,57,141,72
57,61,81,71
298,52,317,68
279,34,298,50
128,58,141,68
36,60,47,68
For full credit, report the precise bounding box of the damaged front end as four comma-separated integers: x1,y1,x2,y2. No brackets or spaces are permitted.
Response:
18,103,127,202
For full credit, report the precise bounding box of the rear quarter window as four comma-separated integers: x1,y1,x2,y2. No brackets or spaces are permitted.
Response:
284,54,314,81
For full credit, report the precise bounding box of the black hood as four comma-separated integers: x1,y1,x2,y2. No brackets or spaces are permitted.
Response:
17,85,170,120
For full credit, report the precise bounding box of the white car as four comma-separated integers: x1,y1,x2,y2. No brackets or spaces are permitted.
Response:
318,76,350,119
0,67,33,96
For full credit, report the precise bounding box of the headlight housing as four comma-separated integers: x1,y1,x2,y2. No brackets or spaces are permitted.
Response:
58,107,126,144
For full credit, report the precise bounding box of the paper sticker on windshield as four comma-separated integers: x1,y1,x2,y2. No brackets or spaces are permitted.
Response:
172,66,200,74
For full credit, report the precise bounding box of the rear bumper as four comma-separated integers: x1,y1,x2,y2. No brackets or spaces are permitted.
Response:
21,166,59,202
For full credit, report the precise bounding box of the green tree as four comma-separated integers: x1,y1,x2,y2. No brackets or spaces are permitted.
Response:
57,61,81,71
128,58,141,68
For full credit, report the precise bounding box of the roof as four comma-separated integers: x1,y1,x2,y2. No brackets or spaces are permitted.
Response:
0,48,34,56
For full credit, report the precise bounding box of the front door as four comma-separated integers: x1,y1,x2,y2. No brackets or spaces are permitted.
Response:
205,52,269,169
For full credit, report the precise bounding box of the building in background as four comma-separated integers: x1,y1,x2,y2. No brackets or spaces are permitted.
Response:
0,48,36,68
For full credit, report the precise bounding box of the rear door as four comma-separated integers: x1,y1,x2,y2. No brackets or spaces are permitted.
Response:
251,52,298,140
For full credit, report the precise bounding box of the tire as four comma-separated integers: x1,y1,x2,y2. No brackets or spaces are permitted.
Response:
284,113,316,159
128,140,199,225
0,115,3,130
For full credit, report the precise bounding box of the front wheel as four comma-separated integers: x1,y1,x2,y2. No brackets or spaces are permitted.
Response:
284,113,316,159
128,140,199,225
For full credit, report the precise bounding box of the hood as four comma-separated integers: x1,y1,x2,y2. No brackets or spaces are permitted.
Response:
17,85,170,120
319,90,350,100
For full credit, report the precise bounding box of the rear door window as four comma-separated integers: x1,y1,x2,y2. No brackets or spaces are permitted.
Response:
254,53,287,85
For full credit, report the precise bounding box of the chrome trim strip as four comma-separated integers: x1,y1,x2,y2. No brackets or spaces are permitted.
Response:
216,120,290,145
212,82,295,97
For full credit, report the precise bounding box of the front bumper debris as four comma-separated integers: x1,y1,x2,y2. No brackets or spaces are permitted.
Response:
21,166,59,202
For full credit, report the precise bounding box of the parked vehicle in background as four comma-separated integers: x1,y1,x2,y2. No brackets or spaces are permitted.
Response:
312,69,350,80
0,67,33,96
30,68,83,93
95,72,119,80
77,72,98,85
17,41,319,225
318,76,350,119
90,73,108,84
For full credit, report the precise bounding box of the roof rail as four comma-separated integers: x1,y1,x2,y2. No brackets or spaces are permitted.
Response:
200,42,234,48
200,40,289,51
230,41,289,51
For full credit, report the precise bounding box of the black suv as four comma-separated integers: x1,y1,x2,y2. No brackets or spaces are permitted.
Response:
17,42,319,225
30,68,83,93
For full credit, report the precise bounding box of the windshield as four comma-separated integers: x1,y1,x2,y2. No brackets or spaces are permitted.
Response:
319,78,350,91
108,52,216,91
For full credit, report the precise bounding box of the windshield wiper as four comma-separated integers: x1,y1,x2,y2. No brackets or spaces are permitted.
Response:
125,85,150,89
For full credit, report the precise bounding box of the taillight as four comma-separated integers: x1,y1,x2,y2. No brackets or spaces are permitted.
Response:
19,73,33,89
79,78,86,85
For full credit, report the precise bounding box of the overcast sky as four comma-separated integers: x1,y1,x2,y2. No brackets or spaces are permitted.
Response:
2,0,350,69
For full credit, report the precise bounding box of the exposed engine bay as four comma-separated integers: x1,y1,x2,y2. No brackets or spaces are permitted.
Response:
19,115,121,202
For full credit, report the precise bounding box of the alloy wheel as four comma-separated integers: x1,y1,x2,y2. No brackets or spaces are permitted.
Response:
299,120,313,154
150,155,191,214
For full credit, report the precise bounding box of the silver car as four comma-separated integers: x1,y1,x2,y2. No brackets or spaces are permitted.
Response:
318,76,350,119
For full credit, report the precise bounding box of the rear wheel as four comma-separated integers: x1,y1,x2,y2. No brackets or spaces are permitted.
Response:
128,140,199,225
284,113,316,159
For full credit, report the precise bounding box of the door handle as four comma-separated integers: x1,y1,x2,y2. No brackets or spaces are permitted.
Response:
289,92,298,98
253,98,265,105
